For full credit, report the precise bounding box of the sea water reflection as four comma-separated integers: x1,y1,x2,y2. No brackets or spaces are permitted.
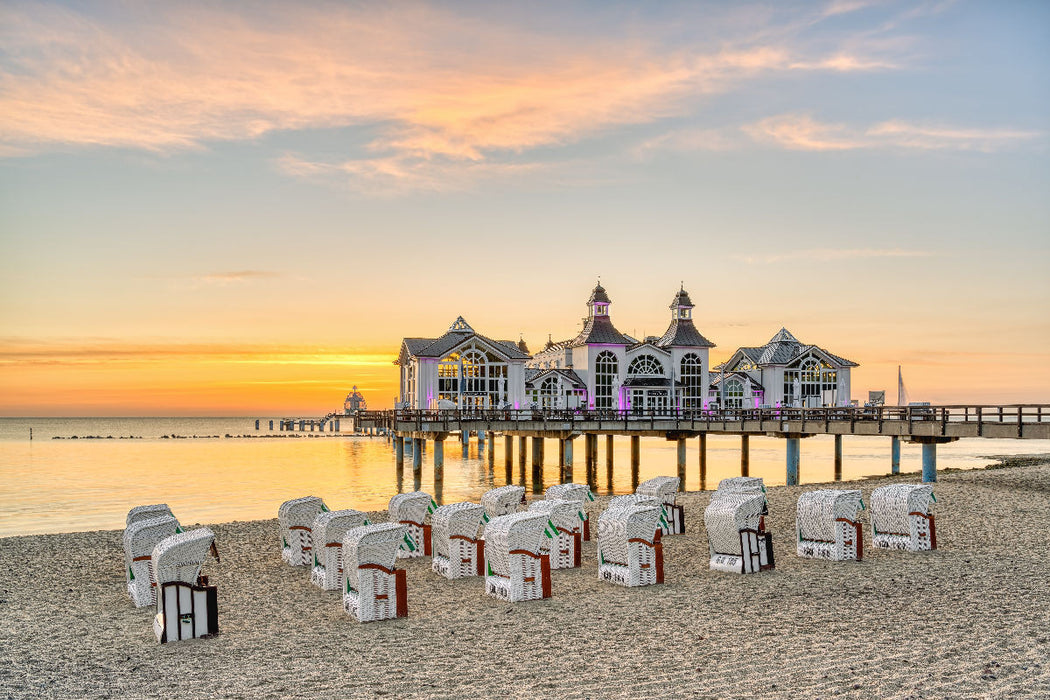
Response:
1,417,1047,537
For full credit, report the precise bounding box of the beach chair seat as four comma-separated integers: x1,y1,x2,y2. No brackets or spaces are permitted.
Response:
126,504,175,527
431,502,486,579
124,515,180,607
870,484,937,552
483,512,552,602
704,493,773,574
388,491,434,558
310,509,370,590
481,485,526,520
637,476,684,535
796,489,865,561
528,499,583,569
545,483,594,540
151,528,218,643
597,505,664,587
342,523,409,622
278,496,327,566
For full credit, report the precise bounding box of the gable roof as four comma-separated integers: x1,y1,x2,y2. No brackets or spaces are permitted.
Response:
525,368,587,388
716,328,857,369
398,320,532,363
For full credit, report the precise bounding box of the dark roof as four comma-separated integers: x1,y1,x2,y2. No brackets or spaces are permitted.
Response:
401,321,532,361
626,340,670,354
570,314,631,347
656,318,716,348
709,371,764,391
669,287,693,308
525,368,587,388
587,283,611,305
718,328,857,369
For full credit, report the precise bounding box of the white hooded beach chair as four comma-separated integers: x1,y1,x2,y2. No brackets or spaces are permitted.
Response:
484,512,552,602
609,494,668,539
431,502,486,579
637,476,684,535
481,485,526,519
870,484,937,552
342,523,409,622
278,496,327,566
388,491,434,558
151,528,218,643
126,504,175,527
310,509,371,590
796,489,865,561
124,515,180,607
713,477,769,531
597,504,664,587
528,499,583,569
545,483,595,540
704,492,774,574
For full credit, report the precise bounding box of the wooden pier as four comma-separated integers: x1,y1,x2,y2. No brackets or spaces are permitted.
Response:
349,404,1050,490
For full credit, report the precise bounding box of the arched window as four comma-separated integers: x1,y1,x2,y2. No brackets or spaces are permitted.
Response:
680,353,703,409
594,351,618,410
540,376,559,409
724,378,744,409
783,354,837,406
437,342,509,408
627,354,663,376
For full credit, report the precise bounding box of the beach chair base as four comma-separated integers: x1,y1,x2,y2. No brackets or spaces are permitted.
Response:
710,530,774,574
798,519,863,561
548,531,581,570
485,553,551,602
281,526,314,566
432,537,483,579
872,513,936,552
397,523,432,559
343,567,408,622
153,580,218,643
598,540,663,587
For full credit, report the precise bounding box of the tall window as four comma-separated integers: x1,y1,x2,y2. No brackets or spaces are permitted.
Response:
594,351,618,409
724,378,744,409
437,342,510,408
540,376,559,409
627,354,663,376
680,354,703,409
784,355,837,405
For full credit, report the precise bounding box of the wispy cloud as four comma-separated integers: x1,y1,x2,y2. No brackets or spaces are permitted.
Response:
731,248,934,264
0,1,903,185
196,270,280,285
744,114,1043,152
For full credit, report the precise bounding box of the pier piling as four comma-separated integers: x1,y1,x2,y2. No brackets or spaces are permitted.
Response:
891,436,901,475
834,434,843,481
698,433,707,490
786,437,800,486
741,435,750,477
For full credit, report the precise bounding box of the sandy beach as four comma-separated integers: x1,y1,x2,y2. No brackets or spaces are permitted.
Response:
2,457,1049,699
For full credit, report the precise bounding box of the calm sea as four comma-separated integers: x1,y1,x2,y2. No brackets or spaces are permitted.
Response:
2,416,1047,537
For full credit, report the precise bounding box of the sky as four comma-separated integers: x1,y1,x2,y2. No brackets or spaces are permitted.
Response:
1,0,1048,415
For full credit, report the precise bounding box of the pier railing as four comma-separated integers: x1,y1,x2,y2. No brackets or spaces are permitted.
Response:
355,404,1049,438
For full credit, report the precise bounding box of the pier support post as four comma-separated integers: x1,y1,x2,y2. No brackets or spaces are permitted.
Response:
412,438,423,473
558,439,566,468
606,435,614,488
834,434,843,481
255,419,260,430
434,436,445,473
505,435,514,482
531,437,544,493
891,436,901,475
518,436,528,484
921,443,937,483
585,434,595,473
487,432,495,467
741,435,750,477
786,437,800,486
630,436,640,491
478,429,485,444
698,433,708,491
585,435,598,489
677,437,687,491
563,438,574,482
395,436,405,468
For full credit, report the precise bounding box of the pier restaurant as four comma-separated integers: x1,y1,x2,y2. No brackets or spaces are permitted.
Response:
396,284,855,411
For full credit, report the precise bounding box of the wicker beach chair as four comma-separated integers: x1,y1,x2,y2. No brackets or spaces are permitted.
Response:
342,522,409,622
597,504,664,587
704,492,774,574
388,491,434,558
796,489,865,561
151,528,218,643
870,484,937,552
637,476,684,535
278,496,328,566
483,512,553,602
528,499,583,569
713,477,770,530
545,483,595,540
126,504,175,527
481,485,526,520
309,509,371,590
431,502,486,579
608,494,668,537
124,515,180,607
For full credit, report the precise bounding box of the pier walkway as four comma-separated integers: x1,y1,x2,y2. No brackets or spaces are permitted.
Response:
349,404,1050,489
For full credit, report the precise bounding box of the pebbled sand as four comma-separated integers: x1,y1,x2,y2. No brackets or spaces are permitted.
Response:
2,457,1049,699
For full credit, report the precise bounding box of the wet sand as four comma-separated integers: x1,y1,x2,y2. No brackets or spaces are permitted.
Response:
2,456,1048,699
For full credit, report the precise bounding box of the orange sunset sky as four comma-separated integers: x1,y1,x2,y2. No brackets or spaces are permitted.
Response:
1,1,1048,415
